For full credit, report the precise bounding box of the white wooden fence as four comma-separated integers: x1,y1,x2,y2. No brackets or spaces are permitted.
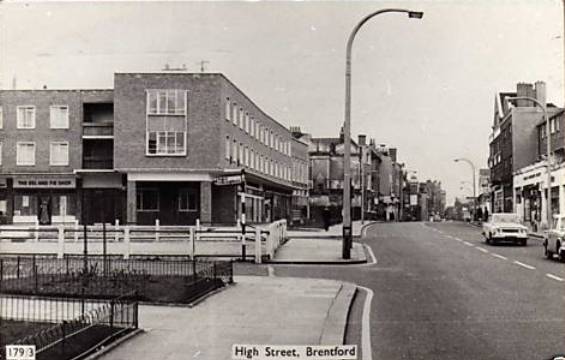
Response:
0,219,287,263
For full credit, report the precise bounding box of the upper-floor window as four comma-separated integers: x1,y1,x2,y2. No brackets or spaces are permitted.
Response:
50,142,69,166
17,142,35,166
225,136,231,161
232,103,238,125
250,118,254,137
225,98,231,121
50,105,69,129
239,108,244,129
17,106,36,129
245,113,249,133
147,89,186,115
146,90,188,156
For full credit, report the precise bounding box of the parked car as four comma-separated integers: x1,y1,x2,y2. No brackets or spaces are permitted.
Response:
543,215,565,262
482,213,528,246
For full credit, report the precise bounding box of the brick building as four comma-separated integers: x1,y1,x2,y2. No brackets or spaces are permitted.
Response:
488,81,560,213
0,72,305,226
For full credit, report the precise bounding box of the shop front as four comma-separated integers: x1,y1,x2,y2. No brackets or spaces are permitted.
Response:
9,175,78,225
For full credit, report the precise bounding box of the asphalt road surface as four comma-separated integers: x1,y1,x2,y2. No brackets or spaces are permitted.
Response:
273,221,565,360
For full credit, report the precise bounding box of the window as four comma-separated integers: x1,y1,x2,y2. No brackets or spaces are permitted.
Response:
225,98,231,121
233,140,239,164
50,142,69,166
17,142,35,166
270,131,274,148
50,105,69,129
0,106,3,129
17,106,35,129
250,149,254,169
137,188,159,211
239,143,244,165
232,103,238,125
178,189,198,211
245,113,249,133
250,118,254,137
14,195,37,216
0,142,2,165
239,108,245,130
245,146,249,167
147,89,186,115
147,130,186,155
225,136,231,161
255,122,260,139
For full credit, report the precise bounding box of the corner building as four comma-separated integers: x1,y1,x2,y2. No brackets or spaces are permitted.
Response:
0,72,301,226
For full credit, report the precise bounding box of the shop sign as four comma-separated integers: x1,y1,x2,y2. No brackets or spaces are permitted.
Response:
14,178,76,189
215,174,243,186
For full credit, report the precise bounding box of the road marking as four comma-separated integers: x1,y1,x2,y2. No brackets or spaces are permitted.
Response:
476,247,489,253
454,237,463,242
357,286,374,360
364,244,377,265
463,241,474,246
513,260,535,270
491,253,508,260
546,273,564,282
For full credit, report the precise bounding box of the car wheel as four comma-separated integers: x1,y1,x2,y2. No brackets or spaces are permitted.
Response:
545,244,554,260
557,242,565,263
520,239,527,246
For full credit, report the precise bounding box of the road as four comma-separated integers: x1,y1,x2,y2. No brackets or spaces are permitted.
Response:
273,221,565,360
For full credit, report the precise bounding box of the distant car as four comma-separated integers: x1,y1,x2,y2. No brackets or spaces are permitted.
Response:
543,215,565,262
482,213,528,246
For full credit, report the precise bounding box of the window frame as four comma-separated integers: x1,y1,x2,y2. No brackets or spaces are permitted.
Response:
16,142,36,166
49,105,70,129
145,89,188,156
17,106,36,129
136,188,160,212
49,141,70,166
178,188,198,212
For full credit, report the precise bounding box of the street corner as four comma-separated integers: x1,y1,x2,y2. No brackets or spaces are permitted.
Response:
266,238,368,265
319,282,358,345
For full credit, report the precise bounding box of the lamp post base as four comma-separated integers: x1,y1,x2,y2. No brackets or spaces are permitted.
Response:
342,226,352,259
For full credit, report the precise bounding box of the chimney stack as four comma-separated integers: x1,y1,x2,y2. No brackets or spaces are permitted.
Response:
389,148,397,162
535,81,546,107
516,83,534,107
358,134,366,146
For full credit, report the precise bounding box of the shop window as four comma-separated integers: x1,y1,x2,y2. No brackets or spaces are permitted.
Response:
52,195,75,216
0,200,6,217
137,189,159,211
14,195,38,216
178,189,198,211
50,105,69,129
17,106,35,129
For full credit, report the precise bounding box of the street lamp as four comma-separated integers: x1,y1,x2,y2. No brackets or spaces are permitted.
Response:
454,158,476,221
507,96,552,229
342,8,423,259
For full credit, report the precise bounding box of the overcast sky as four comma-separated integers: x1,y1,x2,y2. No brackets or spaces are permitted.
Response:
1,0,563,204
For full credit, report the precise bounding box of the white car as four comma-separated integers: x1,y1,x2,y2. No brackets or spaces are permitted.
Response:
543,215,565,262
482,213,528,246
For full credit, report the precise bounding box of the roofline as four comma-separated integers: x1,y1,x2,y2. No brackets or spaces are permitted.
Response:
0,88,113,92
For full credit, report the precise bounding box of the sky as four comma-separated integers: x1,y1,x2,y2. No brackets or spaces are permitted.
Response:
1,0,563,205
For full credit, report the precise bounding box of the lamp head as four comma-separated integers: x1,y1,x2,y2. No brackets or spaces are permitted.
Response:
408,11,424,19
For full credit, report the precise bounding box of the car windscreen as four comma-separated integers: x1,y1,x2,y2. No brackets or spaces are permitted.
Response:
492,214,519,223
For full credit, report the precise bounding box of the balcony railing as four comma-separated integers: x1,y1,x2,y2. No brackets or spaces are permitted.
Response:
83,122,114,137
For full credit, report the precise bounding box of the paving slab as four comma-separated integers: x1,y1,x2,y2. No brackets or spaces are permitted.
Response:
98,276,353,360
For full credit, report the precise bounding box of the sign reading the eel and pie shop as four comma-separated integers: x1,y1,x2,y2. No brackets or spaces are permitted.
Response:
13,178,76,189
215,174,244,186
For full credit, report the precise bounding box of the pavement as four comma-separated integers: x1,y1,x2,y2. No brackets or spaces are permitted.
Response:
99,276,357,360
270,220,372,264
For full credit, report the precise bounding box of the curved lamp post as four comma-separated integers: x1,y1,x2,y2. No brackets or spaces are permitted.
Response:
342,8,423,259
507,96,552,228
454,158,477,221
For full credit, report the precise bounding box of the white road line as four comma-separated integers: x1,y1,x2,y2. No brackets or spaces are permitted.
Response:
513,260,536,270
463,241,474,247
364,244,377,265
491,253,508,260
454,237,463,242
358,286,374,360
546,273,565,282
476,247,489,253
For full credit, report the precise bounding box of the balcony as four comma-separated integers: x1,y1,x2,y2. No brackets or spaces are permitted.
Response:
82,122,114,138
83,157,113,170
